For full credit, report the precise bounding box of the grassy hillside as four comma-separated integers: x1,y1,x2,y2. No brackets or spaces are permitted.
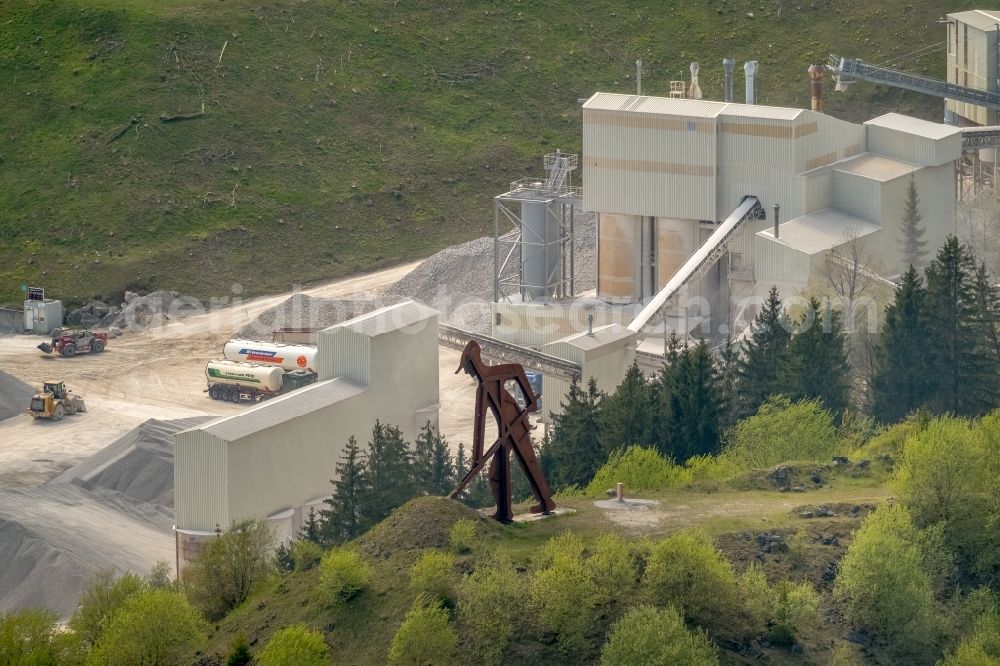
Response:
1,0,976,306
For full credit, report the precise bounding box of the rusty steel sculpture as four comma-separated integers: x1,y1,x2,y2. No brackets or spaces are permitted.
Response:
450,340,556,522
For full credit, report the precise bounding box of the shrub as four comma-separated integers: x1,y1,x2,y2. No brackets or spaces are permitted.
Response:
685,454,740,486
184,519,276,619
586,446,691,496
941,600,1000,666
600,605,718,666
409,550,457,604
86,590,207,666
532,530,585,569
388,598,458,666
642,532,740,635
586,533,638,606
448,519,477,554
0,609,81,666
256,625,330,666
291,539,323,571
273,541,295,573
736,563,773,637
225,632,252,666
529,539,599,653
769,581,821,647
724,396,838,469
319,548,372,604
834,504,939,658
458,553,522,666
69,569,144,648
145,560,175,589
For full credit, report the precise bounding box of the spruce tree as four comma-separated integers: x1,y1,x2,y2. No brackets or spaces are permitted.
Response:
412,422,454,496
924,236,994,416
737,286,791,418
649,332,682,456
899,175,928,269
778,297,850,416
665,340,727,461
319,436,366,544
717,335,741,430
299,507,322,544
599,362,653,455
871,267,933,423
541,377,605,488
361,421,415,526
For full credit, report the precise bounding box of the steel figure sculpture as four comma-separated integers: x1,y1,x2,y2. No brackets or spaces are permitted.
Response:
450,340,556,522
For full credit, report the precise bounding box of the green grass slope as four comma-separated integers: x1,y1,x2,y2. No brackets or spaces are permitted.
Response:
1,0,975,306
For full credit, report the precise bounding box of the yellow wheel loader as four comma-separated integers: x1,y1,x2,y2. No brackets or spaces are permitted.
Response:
27,381,86,421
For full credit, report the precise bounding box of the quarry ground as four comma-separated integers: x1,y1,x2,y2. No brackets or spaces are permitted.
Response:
0,259,484,488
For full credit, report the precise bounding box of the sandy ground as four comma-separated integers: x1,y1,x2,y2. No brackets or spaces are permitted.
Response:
0,260,497,487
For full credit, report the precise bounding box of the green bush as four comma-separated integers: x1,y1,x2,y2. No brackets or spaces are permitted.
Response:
458,553,522,666
529,538,599,653
225,632,252,666
532,530,586,569
257,625,331,666
184,519,276,619
69,569,144,648
0,609,82,666
942,599,1000,666
586,446,691,496
448,519,477,554
319,548,372,604
388,598,458,666
600,605,718,666
86,590,207,666
291,539,323,571
642,532,740,635
586,533,638,606
736,563,773,637
834,503,939,659
769,581,820,647
724,396,838,469
409,550,457,604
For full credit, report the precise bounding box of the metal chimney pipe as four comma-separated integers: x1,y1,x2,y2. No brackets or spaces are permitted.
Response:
689,62,702,100
773,203,780,238
808,63,825,112
744,61,758,104
636,59,642,95
723,58,735,102
588,313,594,336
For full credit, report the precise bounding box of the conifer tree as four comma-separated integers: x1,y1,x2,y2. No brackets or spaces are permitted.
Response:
899,175,928,269
319,436,366,544
972,261,1000,402
413,422,454,496
299,507,322,544
541,377,604,488
871,267,933,423
361,421,415,526
599,362,653,454
737,286,791,418
924,236,995,415
665,340,727,460
717,335,741,430
779,297,850,416
649,332,682,456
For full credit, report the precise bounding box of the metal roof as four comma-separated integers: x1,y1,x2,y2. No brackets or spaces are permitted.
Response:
323,300,437,338
178,378,368,442
583,92,804,121
757,208,880,255
865,113,963,140
552,324,636,352
948,10,1000,32
833,152,920,182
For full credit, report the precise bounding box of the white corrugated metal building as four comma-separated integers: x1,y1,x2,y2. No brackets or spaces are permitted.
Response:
173,301,439,572
946,10,1000,126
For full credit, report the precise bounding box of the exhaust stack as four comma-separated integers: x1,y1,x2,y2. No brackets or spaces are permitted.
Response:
636,59,642,95
689,62,703,100
723,58,735,102
744,61,758,104
773,203,781,239
809,63,825,112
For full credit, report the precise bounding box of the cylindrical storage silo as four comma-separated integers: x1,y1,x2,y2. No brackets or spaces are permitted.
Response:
657,218,700,288
206,360,285,392
521,201,562,301
223,339,318,371
598,213,640,304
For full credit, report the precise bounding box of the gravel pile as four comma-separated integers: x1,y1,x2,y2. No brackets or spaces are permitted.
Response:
98,290,203,332
235,293,407,340
0,370,33,422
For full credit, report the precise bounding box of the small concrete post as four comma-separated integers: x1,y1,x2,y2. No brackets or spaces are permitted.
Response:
616,482,624,503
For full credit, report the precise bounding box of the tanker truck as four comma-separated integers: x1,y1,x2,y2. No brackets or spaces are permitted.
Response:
222,339,318,372
205,360,317,402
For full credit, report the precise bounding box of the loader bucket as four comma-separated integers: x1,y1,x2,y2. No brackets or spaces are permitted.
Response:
37,343,53,354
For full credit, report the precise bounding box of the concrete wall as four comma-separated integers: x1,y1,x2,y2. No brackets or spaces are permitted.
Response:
0,308,24,333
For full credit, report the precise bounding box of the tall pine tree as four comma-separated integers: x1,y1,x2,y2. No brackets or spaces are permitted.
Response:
717,336,741,430
737,286,791,418
319,435,366,544
599,362,654,455
899,175,928,269
871,267,933,423
778,297,850,417
665,340,727,461
361,421,415,526
924,236,995,416
540,377,604,489
412,421,454,496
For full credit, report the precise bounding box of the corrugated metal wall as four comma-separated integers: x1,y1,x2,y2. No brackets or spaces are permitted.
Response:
866,125,962,167
174,430,229,532
833,171,882,223
493,303,628,348
318,327,371,385
753,239,812,286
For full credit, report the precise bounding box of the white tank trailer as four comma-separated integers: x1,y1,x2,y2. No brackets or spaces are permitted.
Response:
222,339,319,372
205,359,317,402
